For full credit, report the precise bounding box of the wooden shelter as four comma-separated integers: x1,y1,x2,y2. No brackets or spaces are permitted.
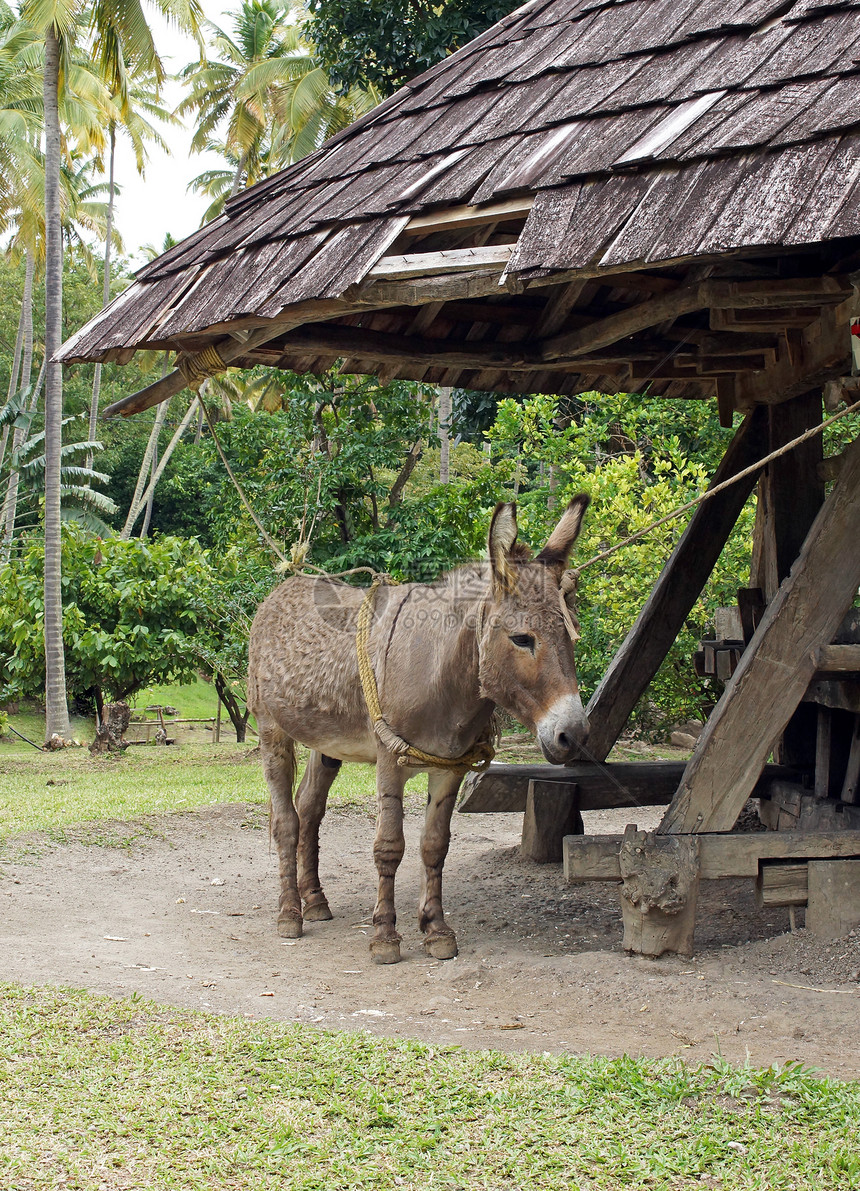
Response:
61,0,860,954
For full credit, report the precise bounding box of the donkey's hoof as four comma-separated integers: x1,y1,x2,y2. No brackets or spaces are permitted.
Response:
424,934,458,960
277,916,303,939
370,939,401,965
303,901,333,922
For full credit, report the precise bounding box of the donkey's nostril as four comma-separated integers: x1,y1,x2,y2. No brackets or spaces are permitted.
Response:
557,731,571,750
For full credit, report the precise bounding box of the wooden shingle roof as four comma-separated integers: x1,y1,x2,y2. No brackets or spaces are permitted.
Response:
61,0,860,414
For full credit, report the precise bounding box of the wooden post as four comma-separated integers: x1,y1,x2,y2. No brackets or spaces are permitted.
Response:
805,860,860,939
214,696,222,744
520,779,583,863
661,433,860,835
618,826,700,956
751,391,825,768
841,717,860,805
584,406,769,761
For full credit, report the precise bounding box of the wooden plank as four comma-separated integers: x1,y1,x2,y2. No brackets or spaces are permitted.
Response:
458,761,688,814
584,407,769,762
368,244,513,281
564,830,860,883
661,433,860,835
404,197,534,235
817,645,860,672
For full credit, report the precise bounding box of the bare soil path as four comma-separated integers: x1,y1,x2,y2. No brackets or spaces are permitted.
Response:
2,801,859,1079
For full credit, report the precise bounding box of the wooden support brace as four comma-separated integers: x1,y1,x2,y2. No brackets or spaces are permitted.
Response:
520,779,583,864
584,406,769,762
661,433,860,835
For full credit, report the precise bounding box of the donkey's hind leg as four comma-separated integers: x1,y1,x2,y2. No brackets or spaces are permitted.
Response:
418,769,462,960
258,716,302,939
297,751,341,922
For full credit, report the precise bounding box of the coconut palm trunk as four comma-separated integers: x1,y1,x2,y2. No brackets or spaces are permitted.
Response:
42,26,70,741
1,252,37,561
0,251,33,475
87,125,115,470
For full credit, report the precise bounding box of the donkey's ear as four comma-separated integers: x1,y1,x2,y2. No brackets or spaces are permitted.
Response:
536,493,590,570
488,501,518,594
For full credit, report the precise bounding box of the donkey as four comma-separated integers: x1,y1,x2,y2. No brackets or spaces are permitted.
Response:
247,495,590,964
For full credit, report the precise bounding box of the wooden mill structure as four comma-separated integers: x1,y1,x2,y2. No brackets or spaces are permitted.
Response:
62,0,860,954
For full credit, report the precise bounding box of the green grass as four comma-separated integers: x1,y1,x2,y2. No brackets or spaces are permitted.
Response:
134,676,223,721
1,983,857,1190
0,742,417,846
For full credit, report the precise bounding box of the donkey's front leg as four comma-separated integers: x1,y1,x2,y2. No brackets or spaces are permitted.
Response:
418,768,462,960
370,753,408,964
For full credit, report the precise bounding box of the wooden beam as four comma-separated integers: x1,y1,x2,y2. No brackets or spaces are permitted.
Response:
541,277,852,363
459,761,686,814
277,323,541,370
817,645,860,672
457,760,797,814
404,197,534,236
564,830,860,883
734,292,859,409
584,407,770,762
367,244,514,281
661,433,860,835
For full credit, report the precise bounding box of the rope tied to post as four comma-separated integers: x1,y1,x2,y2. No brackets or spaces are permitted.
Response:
356,577,495,772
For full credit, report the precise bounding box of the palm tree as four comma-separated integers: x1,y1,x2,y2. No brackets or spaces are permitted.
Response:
86,77,176,468
20,0,202,742
179,0,377,219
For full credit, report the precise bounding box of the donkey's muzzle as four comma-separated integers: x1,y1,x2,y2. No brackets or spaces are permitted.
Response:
537,695,590,764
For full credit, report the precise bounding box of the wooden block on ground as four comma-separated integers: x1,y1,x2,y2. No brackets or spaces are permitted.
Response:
521,779,582,864
805,859,860,938
618,827,700,957
756,862,808,907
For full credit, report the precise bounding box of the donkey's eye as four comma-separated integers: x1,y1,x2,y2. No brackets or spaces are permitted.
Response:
509,634,536,652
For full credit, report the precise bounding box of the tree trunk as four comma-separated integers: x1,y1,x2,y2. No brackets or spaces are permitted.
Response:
438,386,452,484
214,672,250,743
229,149,249,198
0,249,33,477
42,28,70,743
387,441,422,516
122,396,197,538
87,125,115,471
89,700,131,754
1,251,36,561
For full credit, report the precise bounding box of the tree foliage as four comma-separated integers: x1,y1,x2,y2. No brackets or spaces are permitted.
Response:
0,526,214,707
307,0,520,94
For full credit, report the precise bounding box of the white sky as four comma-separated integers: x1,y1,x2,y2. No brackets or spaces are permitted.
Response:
111,2,235,267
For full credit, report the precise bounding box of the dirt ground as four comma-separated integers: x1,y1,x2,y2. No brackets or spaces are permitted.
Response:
2,800,859,1079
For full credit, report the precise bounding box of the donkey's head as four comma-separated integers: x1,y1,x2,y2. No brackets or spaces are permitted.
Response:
478,496,590,764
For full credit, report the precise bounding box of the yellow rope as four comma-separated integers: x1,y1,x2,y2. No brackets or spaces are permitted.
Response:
356,578,494,771
177,345,227,391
